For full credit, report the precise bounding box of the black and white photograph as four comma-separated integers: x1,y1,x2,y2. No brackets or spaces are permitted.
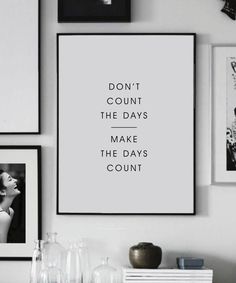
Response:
212,46,236,183
0,164,25,243
58,0,131,22
226,57,236,170
0,146,41,260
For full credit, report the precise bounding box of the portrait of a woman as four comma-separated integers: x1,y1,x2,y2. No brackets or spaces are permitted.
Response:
0,169,21,243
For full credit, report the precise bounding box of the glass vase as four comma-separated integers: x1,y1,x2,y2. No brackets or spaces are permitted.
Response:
43,232,65,270
92,258,118,283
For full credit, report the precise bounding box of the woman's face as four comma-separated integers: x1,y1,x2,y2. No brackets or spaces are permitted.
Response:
0,172,20,197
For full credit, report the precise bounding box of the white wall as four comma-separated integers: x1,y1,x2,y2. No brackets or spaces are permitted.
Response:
0,0,236,282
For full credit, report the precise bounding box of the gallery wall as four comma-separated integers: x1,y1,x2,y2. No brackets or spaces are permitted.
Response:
0,0,236,282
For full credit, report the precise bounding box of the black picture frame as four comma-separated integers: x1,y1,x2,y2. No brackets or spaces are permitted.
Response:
0,146,41,260
57,33,196,215
58,0,131,22
0,0,41,135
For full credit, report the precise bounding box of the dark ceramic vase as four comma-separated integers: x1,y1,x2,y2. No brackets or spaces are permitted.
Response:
129,242,162,269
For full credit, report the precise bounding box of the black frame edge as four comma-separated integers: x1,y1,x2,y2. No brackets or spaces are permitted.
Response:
58,0,131,23
56,34,60,215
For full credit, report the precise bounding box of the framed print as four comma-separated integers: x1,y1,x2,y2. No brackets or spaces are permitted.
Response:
0,146,41,260
0,0,40,134
212,45,236,183
58,0,131,22
57,33,196,215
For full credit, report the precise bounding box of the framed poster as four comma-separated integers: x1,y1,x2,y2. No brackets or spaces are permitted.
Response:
0,0,40,134
0,146,41,260
57,33,196,215
212,45,236,183
58,0,131,22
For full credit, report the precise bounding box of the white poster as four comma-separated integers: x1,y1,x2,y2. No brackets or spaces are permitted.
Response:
57,34,195,214
0,0,39,133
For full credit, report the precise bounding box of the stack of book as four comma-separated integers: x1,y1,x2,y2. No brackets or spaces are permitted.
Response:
123,267,213,283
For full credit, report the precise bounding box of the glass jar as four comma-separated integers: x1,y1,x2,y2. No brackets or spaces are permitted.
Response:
92,258,118,283
43,233,65,270
30,240,45,283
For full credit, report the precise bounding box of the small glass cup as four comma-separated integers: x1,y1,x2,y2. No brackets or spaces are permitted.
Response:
92,258,118,283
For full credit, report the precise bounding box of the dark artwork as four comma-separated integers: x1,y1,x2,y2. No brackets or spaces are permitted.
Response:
226,58,236,170
0,164,25,243
8,166,25,243
221,0,236,20
227,128,236,170
58,0,130,22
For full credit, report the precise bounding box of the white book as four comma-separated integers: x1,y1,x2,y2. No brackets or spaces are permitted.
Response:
123,268,213,283
124,268,213,274
124,274,212,282
125,278,212,281
125,276,212,279
125,280,212,282
124,269,213,275
125,281,212,283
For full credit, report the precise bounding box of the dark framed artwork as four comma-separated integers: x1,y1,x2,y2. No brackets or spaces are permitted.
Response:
0,0,40,134
57,33,196,215
0,146,41,260
58,0,131,22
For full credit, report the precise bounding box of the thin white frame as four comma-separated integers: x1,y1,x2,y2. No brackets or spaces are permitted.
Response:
212,45,236,184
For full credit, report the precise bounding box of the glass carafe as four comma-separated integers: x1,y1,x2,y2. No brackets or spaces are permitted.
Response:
43,233,65,270
92,258,118,283
30,240,45,283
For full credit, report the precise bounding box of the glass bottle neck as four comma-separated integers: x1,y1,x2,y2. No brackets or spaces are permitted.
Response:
101,257,109,265
46,232,58,243
35,240,44,250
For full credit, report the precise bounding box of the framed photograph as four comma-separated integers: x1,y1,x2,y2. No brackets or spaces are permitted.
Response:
212,46,236,183
58,0,131,22
0,146,41,260
0,0,40,134
57,33,195,215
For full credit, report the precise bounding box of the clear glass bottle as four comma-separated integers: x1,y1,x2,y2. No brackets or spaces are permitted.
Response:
78,240,90,283
30,240,45,283
65,242,82,283
92,258,118,283
43,232,65,270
